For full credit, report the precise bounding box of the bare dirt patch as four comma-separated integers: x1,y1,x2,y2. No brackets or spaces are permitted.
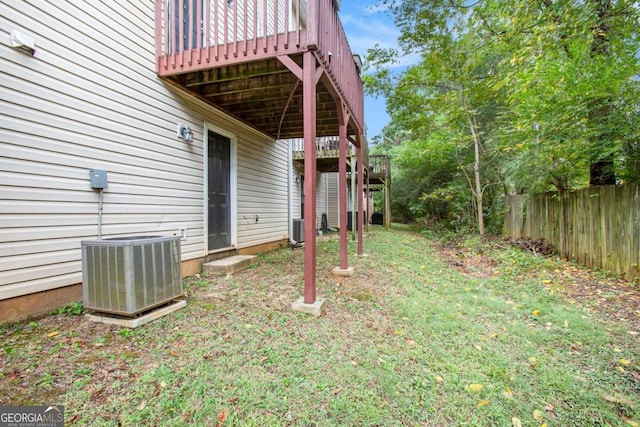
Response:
437,242,499,279
436,236,640,334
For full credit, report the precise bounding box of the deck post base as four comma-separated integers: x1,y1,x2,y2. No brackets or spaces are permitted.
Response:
291,297,325,317
331,267,354,277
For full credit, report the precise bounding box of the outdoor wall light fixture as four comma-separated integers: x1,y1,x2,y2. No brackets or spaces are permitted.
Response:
177,123,194,143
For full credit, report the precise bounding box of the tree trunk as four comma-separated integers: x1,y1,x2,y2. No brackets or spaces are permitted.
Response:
467,111,485,235
588,0,616,187
473,132,485,235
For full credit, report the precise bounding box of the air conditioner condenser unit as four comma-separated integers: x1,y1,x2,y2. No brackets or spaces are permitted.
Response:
81,235,183,316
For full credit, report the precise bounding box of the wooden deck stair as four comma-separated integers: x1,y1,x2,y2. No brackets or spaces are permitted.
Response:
203,255,258,276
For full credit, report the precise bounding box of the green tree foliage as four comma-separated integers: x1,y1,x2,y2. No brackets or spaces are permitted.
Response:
366,0,640,230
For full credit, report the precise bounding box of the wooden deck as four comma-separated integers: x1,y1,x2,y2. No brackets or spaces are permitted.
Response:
155,0,368,304
155,0,364,140
291,141,389,190
291,137,361,172
367,155,390,189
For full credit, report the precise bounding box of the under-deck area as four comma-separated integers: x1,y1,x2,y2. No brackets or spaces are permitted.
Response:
155,0,368,306
291,138,391,229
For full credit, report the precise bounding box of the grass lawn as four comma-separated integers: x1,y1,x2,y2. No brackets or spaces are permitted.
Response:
1,224,638,426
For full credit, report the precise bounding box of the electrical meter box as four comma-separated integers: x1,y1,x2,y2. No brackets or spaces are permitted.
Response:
90,169,108,189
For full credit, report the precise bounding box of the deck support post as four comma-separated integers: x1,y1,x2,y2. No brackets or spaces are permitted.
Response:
356,137,364,256
302,50,319,304
384,178,391,229
350,155,356,241
337,103,349,270
365,167,370,234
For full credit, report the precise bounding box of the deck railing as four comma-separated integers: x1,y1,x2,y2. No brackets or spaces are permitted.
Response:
314,0,364,130
291,137,355,160
155,0,364,130
369,155,389,177
156,0,307,64
292,137,370,174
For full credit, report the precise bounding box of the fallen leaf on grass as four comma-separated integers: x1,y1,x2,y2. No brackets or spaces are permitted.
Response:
90,386,106,402
477,399,490,407
623,417,639,426
216,409,229,426
619,358,632,366
532,310,541,316
503,387,513,398
512,417,522,427
465,384,483,392
533,409,544,421
98,412,115,420
47,331,59,338
4,370,20,382
604,395,633,406
435,375,444,384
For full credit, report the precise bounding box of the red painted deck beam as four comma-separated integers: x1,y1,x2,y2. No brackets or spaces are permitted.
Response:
303,51,320,304
338,102,349,270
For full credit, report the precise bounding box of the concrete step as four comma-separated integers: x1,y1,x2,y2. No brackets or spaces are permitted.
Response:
202,255,258,276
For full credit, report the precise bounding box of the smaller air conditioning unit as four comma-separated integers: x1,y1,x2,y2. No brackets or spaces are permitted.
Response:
293,219,305,242
81,236,183,316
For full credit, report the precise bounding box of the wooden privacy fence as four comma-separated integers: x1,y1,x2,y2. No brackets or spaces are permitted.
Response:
504,184,640,281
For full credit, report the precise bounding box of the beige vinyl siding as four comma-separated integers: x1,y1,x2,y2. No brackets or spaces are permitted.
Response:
0,1,289,300
315,172,328,229
291,169,303,221
326,172,340,228
236,136,289,249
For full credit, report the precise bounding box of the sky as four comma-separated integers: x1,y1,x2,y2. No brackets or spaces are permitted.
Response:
338,1,409,140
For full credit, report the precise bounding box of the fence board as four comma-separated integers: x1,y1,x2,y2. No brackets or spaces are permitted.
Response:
503,184,639,281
